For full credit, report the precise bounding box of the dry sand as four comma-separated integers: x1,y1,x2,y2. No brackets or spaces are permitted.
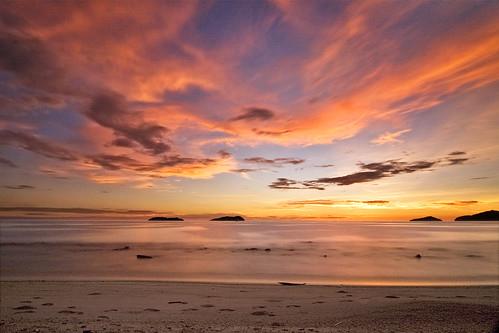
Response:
0,281,497,332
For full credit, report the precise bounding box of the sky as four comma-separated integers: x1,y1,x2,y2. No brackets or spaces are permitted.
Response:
0,0,498,221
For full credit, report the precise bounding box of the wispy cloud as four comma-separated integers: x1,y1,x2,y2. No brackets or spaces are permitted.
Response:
371,129,411,145
3,185,35,190
270,153,469,190
244,157,305,166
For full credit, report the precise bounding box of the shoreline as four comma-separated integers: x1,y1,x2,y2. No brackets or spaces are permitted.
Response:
1,281,497,332
2,279,499,287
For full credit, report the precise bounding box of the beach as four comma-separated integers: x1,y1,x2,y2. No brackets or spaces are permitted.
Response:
1,281,497,332
1,220,498,332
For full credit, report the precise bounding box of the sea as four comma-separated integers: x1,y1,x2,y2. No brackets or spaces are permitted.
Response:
0,219,498,286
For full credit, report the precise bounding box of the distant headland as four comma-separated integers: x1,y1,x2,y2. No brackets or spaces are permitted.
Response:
210,216,245,221
148,217,184,221
410,216,442,222
454,210,499,221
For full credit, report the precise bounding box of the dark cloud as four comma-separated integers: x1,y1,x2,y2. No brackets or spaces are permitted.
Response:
0,130,78,161
269,155,467,190
4,184,34,190
244,157,305,166
252,128,292,136
111,137,135,148
0,156,17,168
230,107,274,121
0,206,158,215
231,168,259,173
448,151,466,156
88,154,146,171
218,150,231,158
269,178,325,190
0,31,64,91
446,157,469,165
87,92,170,155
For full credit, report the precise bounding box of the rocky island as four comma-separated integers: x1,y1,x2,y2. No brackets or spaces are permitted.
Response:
454,210,499,221
410,216,442,222
210,215,245,221
148,216,184,221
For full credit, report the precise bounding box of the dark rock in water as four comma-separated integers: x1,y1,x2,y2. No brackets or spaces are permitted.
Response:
410,216,442,221
415,254,422,259
148,216,184,221
136,254,153,259
244,247,258,251
264,248,271,252
210,215,245,221
113,246,130,251
455,210,499,221
278,282,306,286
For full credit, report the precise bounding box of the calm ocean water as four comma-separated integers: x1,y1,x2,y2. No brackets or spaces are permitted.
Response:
0,219,498,285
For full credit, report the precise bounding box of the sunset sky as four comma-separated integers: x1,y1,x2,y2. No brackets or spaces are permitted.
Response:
0,0,498,220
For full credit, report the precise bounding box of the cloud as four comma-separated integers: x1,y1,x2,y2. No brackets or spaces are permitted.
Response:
446,157,469,165
0,156,17,168
3,185,35,190
252,128,292,136
0,30,65,93
231,168,260,173
0,206,158,215
244,157,305,166
87,92,170,155
314,164,335,168
371,129,411,145
269,178,325,190
285,199,390,207
0,130,78,161
230,107,275,122
436,200,479,206
448,151,466,156
269,154,468,190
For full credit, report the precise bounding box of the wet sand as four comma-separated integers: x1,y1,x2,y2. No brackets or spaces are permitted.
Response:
0,281,497,332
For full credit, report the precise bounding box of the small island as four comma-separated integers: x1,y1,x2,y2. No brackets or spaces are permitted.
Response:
454,210,499,221
210,215,245,221
148,216,184,221
410,216,442,222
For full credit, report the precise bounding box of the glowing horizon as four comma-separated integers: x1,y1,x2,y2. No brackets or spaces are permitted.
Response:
0,1,498,221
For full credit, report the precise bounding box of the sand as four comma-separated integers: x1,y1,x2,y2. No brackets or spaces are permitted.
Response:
0,281,497,332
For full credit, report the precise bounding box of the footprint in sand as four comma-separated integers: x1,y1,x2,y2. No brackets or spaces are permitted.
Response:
266,299,282,303
200,304,215,308
313,301,325,304
252,306,266,309
98,315,110,319
88,292,101,296
13,305,36,310
14,310,35,314
143,308,160,312
219,308,235,312
251,311,274,316
33,296,42,299
20,300,32,304
385,296,400,299
104,309,118,312
337,290,347,294
286,305,301,308
182,308,199,312
58,310,83,314
67,306,76,309
41,303,54,306
168,301,188,304
340,300,353,302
